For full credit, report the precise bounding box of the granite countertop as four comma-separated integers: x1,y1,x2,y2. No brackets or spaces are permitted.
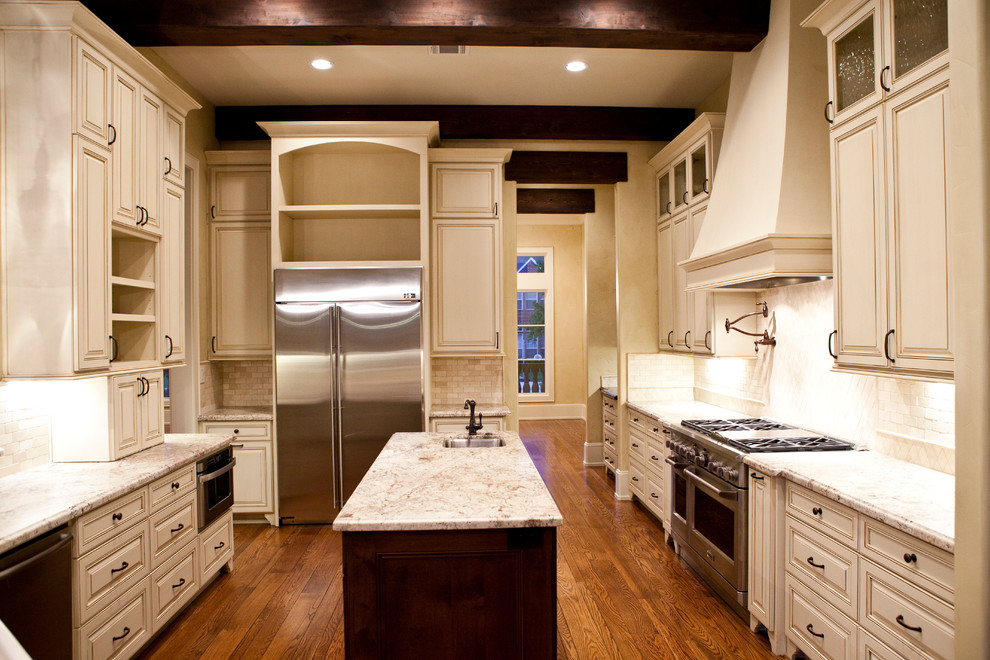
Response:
429,403,511,418
600,387,617,399
198,406,273,421
744,451,954,553
626,399,743,427
0,434,232,555
333,431,562,532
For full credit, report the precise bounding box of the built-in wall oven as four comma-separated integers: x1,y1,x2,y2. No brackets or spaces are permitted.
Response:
197,447,236,530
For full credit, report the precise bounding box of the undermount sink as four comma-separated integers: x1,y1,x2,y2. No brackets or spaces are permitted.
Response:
442,434,506,448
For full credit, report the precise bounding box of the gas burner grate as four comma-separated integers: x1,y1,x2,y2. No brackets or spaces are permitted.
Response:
681,418,795,434
720,436,855,452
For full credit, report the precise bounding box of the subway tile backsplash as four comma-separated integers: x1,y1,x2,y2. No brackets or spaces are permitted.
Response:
0,381,52,478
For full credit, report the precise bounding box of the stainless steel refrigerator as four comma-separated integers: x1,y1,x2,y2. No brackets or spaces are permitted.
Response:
274,267,424,524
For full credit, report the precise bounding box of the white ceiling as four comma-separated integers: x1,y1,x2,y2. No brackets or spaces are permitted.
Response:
153,45,733,108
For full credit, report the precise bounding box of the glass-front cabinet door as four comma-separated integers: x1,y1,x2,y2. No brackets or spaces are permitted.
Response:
828,2,880,125
884,0,948,95
657,170,672,220
689,137,711,204
672,158,688,213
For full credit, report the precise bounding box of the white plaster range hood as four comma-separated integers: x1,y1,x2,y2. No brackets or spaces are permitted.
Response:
682,0,833,292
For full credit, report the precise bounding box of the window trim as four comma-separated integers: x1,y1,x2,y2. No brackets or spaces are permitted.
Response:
517,247,554,402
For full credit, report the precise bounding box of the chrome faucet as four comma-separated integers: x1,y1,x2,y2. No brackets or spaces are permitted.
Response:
464,399,484,436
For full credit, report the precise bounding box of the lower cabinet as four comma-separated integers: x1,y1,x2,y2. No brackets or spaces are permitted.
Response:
429,416,506,433
200,420,274,523
71,462,234,660
626,410,669,532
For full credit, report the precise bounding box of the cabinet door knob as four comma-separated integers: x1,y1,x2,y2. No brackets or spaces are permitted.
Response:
903,552,918,564
812,506,823,516
112,512,123,522
171,482,180,490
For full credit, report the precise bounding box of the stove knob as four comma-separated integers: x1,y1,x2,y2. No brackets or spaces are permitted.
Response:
725,467,739,482
695,451,707,466
710,460,723,476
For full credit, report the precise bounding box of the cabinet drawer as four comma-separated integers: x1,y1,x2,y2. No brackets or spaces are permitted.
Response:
603,429,618,453
628,459,646,497
75,521,150,626
603,446,617,472
785,515,858,619
201,421,271,439
75,578,151,660
627,410,660,437
786,482,857,548
150,492,197,568
628,428,648,461
149,464,196,513
644,473,665,515
860,518,953,604
601,395,618,414
860,559,954,660
860,631,914,660
785,574,858,660
644,443,665,476
200,511,234,581
602,410,617,434
75,488,149,557
151,539,199,632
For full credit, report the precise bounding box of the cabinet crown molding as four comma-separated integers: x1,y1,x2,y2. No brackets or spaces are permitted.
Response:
428,148,512,164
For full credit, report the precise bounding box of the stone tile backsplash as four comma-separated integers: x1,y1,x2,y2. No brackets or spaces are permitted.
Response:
200,359,274,409
431,357,504,405
0,381,52,478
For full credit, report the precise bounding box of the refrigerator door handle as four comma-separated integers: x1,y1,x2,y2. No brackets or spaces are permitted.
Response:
332,305,344,510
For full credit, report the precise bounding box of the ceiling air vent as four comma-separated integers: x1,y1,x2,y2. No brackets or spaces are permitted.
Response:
428,45,469,55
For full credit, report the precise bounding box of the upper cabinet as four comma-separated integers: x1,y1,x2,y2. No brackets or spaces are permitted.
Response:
260,121,438,268
653,113,723,222
806,0,952,379
0,4,199,378
805,0,948,127
432,164,501,218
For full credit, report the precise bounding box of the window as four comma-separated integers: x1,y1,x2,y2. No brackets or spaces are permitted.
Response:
517,249,553,400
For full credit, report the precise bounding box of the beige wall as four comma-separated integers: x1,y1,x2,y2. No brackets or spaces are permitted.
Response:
585,185,618,445
517,222,586,411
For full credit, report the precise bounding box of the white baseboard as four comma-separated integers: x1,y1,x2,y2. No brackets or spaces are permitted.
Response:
518,403,586,420
614,469,632,500
584,442,604,466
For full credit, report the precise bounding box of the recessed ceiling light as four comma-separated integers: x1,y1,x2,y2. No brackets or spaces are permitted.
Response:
565,61,587,73
311,59,333,70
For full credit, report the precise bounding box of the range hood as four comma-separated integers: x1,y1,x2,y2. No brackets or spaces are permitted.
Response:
682,0,832,292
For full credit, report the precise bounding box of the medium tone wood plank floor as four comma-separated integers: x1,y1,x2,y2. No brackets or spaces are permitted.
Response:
139,420,778,659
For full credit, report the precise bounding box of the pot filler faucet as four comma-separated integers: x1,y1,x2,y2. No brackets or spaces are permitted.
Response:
464,399,484,436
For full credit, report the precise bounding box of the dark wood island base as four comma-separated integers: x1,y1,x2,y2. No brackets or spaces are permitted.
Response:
342,527,557,659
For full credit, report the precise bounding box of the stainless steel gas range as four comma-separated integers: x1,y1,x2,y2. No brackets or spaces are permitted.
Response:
663,417,854,619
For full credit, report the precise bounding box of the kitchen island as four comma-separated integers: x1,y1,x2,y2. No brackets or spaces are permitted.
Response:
333,431,562,660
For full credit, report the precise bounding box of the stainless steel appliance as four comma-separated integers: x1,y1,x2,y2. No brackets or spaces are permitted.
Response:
197,446,236,530
665,418,853,619
0,526,73,658
274,267,424,525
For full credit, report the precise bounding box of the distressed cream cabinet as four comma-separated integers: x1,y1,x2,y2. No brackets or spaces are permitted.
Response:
429,417,506,433
205,151,273,359
748,469,787,655
805,0,951,379
429,149,511,355
626,409,671,535
200,421,275,524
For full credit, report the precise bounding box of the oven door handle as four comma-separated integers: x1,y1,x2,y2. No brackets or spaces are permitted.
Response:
198,458,237,484
684,467,738,501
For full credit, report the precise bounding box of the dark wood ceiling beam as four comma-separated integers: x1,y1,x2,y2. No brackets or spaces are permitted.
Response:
79,1,769,51
506,152,627,185
215,105,695,142
517,189,596,214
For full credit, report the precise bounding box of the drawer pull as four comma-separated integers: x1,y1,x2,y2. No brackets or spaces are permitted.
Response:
112,512,123,522
650,493,659,499
631,477,639,482
172,577,186,589
112,627,130,643
806,623,824,639
903,552,918,564
170,523,185,534
110,561,129,575
231,443,245,448
812,507,823,516
662,428,670,434
751,473,765,481
171,482,180,490
807,557,825,569
214,541,226,551
896,614,922,633
651,455,660,461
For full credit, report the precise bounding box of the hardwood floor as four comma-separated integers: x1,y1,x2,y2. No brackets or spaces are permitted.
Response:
138,420,778,659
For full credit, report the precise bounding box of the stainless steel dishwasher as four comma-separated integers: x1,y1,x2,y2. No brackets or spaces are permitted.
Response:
0,525,72,658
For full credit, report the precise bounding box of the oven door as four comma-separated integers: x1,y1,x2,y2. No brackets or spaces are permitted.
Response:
684,466,747,592
666,456,690,543
198,453,236,530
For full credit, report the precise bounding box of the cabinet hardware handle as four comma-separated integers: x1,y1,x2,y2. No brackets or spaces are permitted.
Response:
807,557,825,569
651,455,660,461
884,329,896,363
108,124,117,146
493,202,498,216
665,202,672,213
112,627,130,642
172,577,186,589
650,493,659,499
109,335,118,362
112,512,123,522
705,330,711,350
233,429,239,434
652,427,659,433
496,331,499,350
210,205,216,219
828,330,837,359
170,523,184,534
136,206,143,226
164,156,172,176
703,179,710,194
903,552,918,564
214,541,225,550
880,65,892,92
662,428,670,434
632,442,639,448
824,100,835,124
896,614,922,633
632,476,639,482
683,191,689,204
684,330,691,347
667,330,674,348
137,376,146,397
633,417,638,422
165,335,173,359
812,507,823,516
231,443,245,448
110,561,129,574
171,482,180,490
212,336,218,353
751,473,764,480
806,623,824,639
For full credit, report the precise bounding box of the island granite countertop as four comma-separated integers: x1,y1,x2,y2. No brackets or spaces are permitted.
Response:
198,406,273,421
0,434,232,555
333,431,562,532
